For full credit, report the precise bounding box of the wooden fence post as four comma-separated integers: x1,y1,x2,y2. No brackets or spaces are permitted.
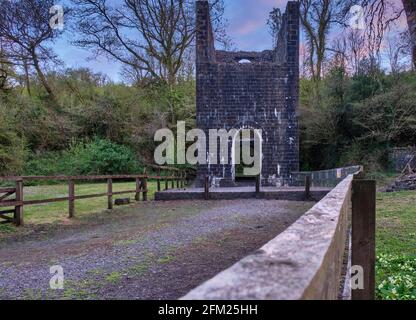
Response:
68,179,75,218
14,179,24,226
352,178,376,300
204,176,210,200
142,176,148,201
176,173,180,189
305,175,311,200
107,178,113,210
135,177,141,201
256,174,261,195
157,169,161,192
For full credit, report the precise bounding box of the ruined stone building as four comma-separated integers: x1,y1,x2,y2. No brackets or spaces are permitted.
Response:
195,1,300,186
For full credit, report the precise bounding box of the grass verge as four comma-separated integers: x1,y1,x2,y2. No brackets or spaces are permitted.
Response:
0,181,162,235
376,191,416,300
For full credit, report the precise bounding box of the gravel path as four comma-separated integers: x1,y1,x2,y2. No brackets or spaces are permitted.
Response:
0,200,313,300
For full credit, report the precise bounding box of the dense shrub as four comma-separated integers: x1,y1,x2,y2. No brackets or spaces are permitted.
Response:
0,100,27,175
1,65,416,176
300,68,416,172
24,138,141,176
0,68,197,175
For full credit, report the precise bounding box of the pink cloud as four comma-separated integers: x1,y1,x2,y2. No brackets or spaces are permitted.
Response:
225,0,288,50
235,20,264,35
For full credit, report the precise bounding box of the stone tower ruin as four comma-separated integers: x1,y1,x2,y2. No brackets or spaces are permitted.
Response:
195,0,300,187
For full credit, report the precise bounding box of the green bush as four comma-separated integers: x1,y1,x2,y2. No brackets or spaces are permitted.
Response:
24,138,141,176
300,67,416,172
0,101,27,175
377,254,416,300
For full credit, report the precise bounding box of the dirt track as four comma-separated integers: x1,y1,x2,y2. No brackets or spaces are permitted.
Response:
0,200,312,300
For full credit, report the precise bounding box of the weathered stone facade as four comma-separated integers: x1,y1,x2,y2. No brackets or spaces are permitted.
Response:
196,0,300,187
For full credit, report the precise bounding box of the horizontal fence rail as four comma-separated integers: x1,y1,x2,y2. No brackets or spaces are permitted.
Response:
0,187,17,223
0,166,194,226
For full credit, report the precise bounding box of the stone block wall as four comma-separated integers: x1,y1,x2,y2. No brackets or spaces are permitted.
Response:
196,1,300,186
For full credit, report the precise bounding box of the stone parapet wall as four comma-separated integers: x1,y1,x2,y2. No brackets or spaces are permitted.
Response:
290,166,362,188
182,175,355,300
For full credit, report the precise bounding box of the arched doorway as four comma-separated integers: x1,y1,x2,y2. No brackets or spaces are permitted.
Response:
231,129,263,184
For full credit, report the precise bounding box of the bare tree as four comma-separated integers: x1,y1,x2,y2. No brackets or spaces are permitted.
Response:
268,7,282,49
362,0,403,57
344,0,413,67
329,36,348,71
0,0,63,103
346,29,366,75
402,0,416,68
71,0,228,85
386,34,408,75
299,0,344,82
0,49,13,92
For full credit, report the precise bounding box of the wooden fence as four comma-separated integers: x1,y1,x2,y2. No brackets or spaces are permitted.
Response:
0,166,192,226
183,171,376,300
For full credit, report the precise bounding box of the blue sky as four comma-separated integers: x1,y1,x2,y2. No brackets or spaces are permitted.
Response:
224,0,286,50
53,0,409,80
54,0,285,82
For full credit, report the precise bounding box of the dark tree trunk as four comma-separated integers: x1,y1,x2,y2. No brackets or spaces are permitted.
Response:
23,59,31,96
31,49,56,104
403,0,416,69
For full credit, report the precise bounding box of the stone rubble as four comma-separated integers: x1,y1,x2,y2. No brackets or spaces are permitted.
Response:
387,174,416,192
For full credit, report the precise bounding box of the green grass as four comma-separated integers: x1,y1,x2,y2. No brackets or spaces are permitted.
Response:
377,191,416,255
0,180,161,233
105,272,123,284
376,191,416,300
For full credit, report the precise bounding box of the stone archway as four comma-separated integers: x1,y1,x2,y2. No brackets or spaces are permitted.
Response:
231,129,263,183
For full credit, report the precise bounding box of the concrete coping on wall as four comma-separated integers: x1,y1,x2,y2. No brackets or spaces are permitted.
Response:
182,175,354,300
